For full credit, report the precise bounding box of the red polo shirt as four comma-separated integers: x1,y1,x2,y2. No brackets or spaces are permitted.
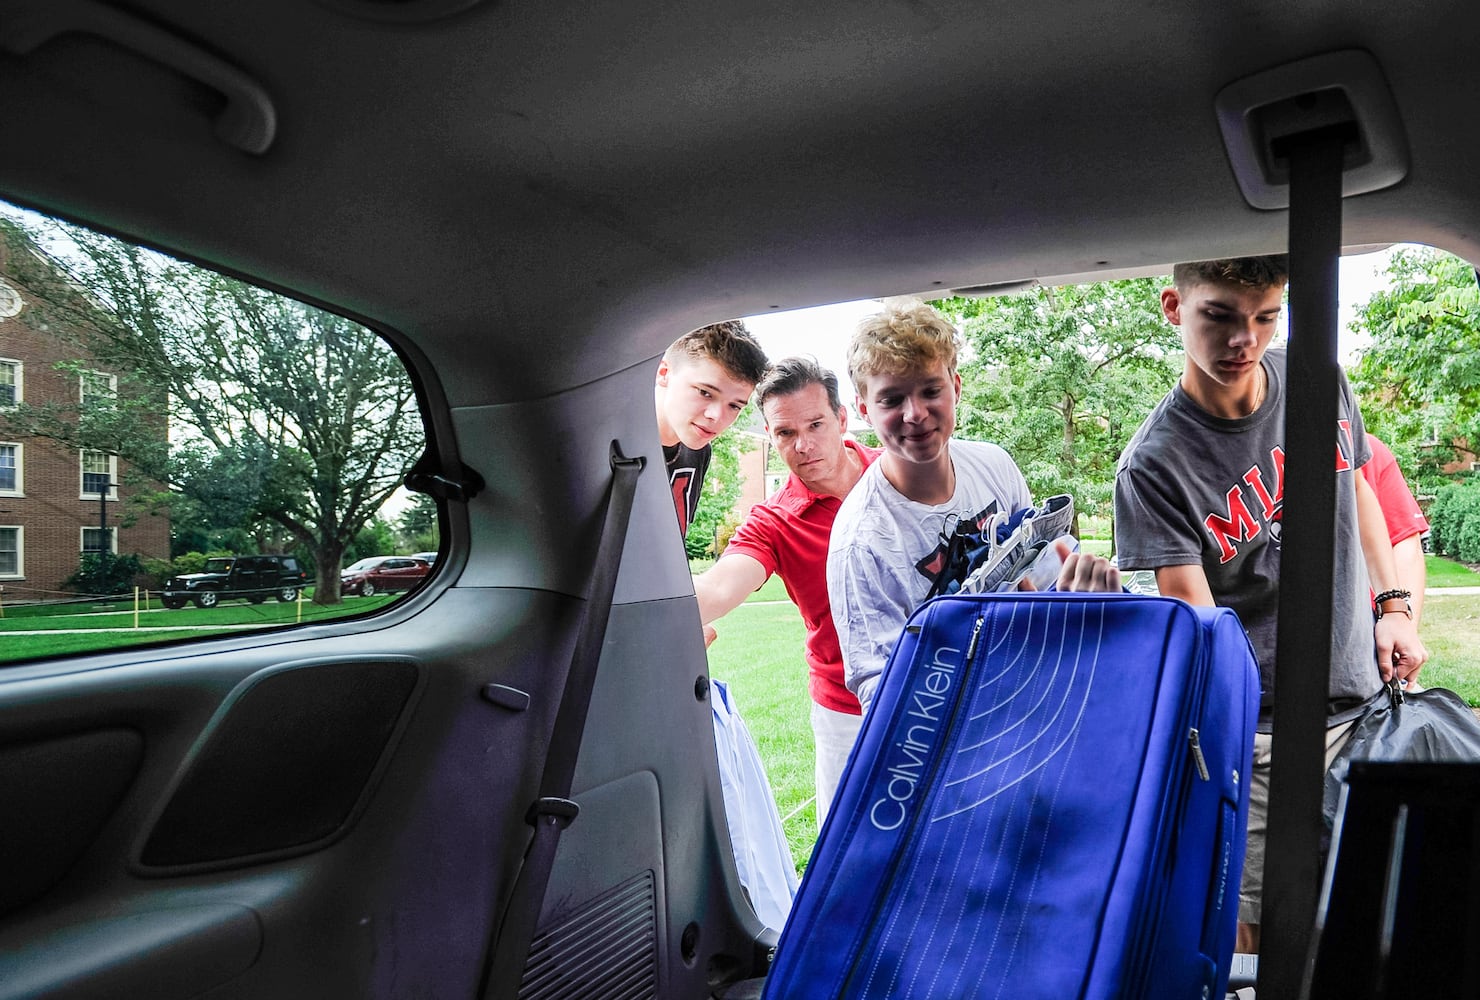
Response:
722,438,879,715
1361,433,1429,545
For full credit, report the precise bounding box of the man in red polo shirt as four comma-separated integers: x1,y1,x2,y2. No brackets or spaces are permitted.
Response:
694,356,879,826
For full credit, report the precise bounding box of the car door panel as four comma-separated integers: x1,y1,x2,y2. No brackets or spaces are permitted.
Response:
1,899,263,1000
0,587,562,997
0,404,760,1000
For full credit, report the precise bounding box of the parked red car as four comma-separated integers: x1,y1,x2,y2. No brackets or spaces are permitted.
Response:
339,556,431,597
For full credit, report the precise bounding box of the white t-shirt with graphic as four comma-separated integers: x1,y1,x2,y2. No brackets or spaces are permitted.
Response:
827,440,1030,712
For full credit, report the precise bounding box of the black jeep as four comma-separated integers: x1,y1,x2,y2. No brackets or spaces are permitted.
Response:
161,555,308,609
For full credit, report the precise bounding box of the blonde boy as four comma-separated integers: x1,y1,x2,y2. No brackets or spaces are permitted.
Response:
827,299,1118,711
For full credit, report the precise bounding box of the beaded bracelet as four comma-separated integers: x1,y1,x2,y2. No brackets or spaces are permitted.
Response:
1373,588,1413,621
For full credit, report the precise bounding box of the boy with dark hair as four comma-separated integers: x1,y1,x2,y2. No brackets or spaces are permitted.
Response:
654,319,793,928
1113,254,1427,953
655,320,770,535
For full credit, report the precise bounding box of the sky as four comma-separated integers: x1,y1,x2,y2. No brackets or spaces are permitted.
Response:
743,247,1401,425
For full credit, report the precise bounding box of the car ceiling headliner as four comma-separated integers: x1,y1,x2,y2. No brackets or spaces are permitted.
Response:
0,0,1476,404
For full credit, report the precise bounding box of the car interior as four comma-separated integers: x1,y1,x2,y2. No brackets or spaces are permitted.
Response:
1,1,1478,998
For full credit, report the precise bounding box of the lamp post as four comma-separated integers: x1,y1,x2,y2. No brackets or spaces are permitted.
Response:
97,473,109,597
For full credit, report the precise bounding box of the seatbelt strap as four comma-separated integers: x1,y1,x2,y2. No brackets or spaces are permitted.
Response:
481,440,645,999
1257,126,1347,997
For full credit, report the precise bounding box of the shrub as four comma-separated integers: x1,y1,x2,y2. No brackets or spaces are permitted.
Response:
1428,481,1480,561
713,513,745,555
63,554,146,598
1459,516,1480,565
346,519,397,564
140,557,174,589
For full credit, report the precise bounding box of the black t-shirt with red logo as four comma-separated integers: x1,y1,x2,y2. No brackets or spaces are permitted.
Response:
664,441,711,537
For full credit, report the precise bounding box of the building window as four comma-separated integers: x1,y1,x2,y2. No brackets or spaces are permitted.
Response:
0,527,20,578
80,450,118,499
80,527,117,555
80,370,117,407
0,358,19,406
0,443,20,495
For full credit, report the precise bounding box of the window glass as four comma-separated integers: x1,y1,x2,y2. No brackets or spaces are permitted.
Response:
0,443,18,493
80,527,116,553
0,200,436,663
0,526,19,576
80,449,116,498
80,370,116,407
0,359,18,404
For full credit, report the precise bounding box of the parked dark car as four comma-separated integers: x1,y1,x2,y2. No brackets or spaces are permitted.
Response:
340,556,431,597
161,555,308,609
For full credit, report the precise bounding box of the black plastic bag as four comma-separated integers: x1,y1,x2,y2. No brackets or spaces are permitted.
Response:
1323,681,1480,829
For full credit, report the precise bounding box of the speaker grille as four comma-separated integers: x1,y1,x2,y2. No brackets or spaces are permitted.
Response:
518,870,658,1000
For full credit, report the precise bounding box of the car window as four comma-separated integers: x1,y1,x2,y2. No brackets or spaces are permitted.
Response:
0,200,438,664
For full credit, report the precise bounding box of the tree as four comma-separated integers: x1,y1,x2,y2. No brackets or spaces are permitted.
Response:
685,404,760,559
1348,247,1480,485
397,492,440,552
0,216,425,604
345,518,398,565
934,278,1181,540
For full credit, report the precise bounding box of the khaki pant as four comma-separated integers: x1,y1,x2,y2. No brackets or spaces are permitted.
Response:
1239,719,1357,924
811,699,864,827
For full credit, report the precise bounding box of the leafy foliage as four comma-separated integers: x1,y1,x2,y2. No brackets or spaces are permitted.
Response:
347,518,397,565
396,492,440,552
63,554,145,597
0,216,424,604
685,405,759,558
934,278,1181,533
1349,247,1480,484
1427,479,1480,562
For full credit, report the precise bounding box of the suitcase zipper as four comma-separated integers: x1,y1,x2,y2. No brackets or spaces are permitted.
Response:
1188,727,1210,781
964,614,985,661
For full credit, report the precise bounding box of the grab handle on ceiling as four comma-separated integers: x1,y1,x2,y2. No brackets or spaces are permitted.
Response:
1215,49,1407,211
0,0,276,155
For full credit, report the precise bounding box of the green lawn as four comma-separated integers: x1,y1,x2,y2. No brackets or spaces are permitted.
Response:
1413,594,1480,701
0,590,398,664
705,599,816,872
1080,538,1112,557
1426,554,1480,587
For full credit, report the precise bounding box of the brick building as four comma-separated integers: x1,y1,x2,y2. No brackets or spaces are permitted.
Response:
0,240,170,602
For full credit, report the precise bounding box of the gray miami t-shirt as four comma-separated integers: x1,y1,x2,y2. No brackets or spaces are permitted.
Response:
1114,349,1381,731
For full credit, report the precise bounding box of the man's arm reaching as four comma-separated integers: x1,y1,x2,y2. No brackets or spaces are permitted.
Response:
693,553,770,646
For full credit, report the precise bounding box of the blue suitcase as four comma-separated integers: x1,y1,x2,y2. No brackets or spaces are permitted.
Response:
763,593,1259,1000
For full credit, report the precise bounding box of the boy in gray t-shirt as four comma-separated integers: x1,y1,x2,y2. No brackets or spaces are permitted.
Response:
1113,255,1427,955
